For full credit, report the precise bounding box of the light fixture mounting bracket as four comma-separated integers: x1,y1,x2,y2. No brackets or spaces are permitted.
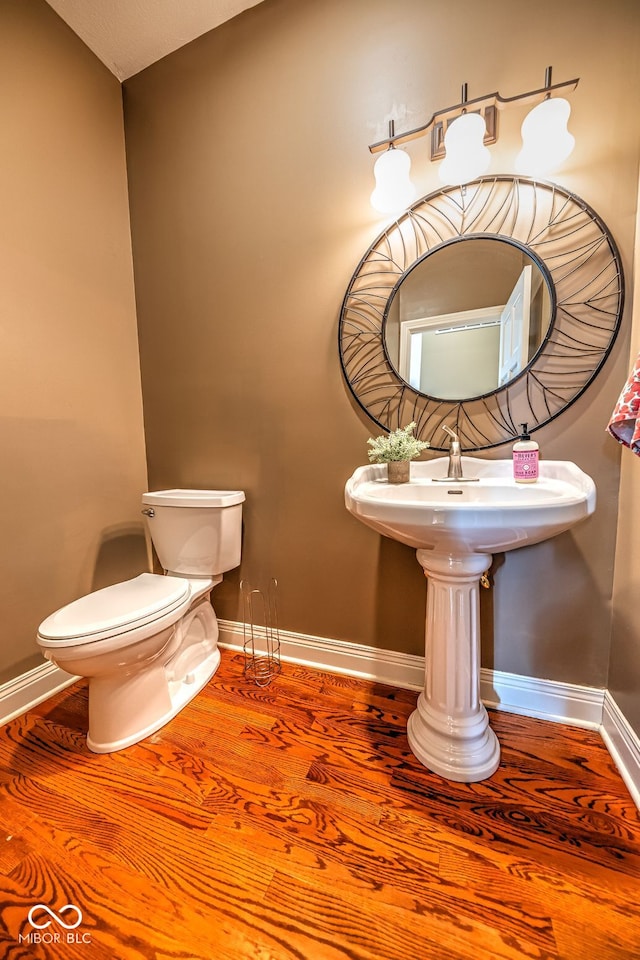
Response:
431,104,498,161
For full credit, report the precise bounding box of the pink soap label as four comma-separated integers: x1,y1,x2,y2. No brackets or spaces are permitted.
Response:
513,450,539,480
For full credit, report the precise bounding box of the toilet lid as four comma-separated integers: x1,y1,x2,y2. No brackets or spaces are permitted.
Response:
142,489,245,508
37,573,191,645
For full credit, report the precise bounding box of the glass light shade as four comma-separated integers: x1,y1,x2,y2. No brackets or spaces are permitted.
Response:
370,147,417,214
438,112,491,186
515,97,575,176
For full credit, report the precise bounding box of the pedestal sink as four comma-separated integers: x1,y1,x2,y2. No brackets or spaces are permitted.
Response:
345,456,596,783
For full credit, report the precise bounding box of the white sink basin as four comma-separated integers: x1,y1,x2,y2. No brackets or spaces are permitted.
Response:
345,456,596,554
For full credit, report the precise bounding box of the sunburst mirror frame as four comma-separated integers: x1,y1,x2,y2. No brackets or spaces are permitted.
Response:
338,176,624,451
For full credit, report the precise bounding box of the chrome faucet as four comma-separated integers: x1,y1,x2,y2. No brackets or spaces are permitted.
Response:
433,425,479,482
442,425,463,479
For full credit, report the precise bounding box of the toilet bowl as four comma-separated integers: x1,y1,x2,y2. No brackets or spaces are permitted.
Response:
37,489,245,753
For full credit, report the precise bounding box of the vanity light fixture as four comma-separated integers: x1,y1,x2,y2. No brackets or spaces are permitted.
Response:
370,120,418,214
369,67,578,206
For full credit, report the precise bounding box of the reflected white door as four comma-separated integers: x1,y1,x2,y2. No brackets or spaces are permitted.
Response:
408,331,423,390
498,265,532,386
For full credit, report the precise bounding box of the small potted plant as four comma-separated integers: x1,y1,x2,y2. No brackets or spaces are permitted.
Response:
367,422,430,483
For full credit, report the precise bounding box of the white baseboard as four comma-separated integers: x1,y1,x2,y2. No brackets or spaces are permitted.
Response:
480,667,604,729
3,627,638,812
601,691,640,810
0,661,78,726
218,619,426,690
219,619,604,727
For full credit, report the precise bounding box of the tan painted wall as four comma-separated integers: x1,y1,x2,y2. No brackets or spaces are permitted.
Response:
0,0,148,682
610,175,640,734
123,0,640,689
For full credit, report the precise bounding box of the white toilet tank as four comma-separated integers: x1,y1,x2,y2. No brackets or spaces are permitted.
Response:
141,489,245,578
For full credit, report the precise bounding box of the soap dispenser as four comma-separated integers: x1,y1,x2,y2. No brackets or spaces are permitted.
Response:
513,423,539,483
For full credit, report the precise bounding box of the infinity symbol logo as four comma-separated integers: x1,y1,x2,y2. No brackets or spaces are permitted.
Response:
28,904,83,930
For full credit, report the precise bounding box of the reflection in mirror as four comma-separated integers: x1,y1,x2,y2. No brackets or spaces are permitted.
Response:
384,239,552,401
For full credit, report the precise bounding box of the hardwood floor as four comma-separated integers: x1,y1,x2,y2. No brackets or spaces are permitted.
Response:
0,653,639,959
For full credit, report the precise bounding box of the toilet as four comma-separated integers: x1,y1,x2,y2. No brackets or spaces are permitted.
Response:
37,489,245,753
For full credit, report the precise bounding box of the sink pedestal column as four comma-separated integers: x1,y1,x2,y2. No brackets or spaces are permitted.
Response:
407,549,500,783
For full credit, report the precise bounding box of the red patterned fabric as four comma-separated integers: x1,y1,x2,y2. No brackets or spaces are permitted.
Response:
607,354,640,456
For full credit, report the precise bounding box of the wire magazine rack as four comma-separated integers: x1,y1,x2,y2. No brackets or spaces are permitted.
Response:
241,578,281,686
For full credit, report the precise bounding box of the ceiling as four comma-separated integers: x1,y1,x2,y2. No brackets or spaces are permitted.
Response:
45,0,265,81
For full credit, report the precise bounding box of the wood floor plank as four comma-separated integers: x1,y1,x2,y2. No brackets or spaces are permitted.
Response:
205,784,440,894
28,685,89,729
206,801,557,958
0,653,638,959
308,735,640,868
384,767,640,879
0,718,213,834
439,845,640,960
1,826,248,960
2,770,274,905
199,730,383,822
264,867,557,960
238,713,410,777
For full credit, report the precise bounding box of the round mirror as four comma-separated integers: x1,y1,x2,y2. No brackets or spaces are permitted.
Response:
339,176,624,450
383,237,553,401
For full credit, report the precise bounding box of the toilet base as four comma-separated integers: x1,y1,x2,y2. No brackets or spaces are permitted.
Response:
86,647,221,753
